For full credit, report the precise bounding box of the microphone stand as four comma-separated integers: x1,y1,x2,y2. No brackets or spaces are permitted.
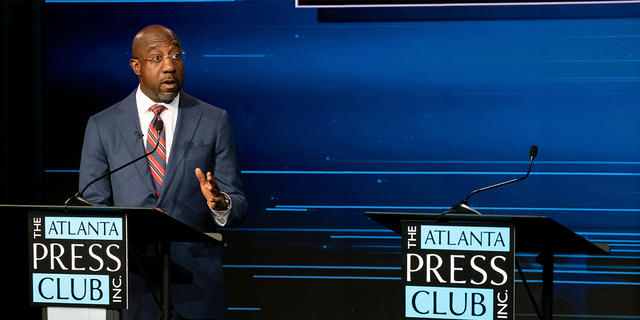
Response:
65,121,164,207
439,145,538,218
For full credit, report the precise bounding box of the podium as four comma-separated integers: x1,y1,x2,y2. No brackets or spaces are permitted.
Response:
365,212,610,320
1,204,221,320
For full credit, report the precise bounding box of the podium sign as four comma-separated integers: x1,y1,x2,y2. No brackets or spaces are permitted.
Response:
28,211,127,309
402,221,515,320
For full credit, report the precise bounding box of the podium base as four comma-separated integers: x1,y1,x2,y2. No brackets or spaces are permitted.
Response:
43,307,120,320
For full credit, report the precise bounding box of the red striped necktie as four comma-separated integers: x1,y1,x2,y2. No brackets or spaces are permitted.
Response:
147,104,167,198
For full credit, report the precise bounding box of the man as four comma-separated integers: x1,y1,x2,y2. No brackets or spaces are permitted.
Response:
79,25,247,320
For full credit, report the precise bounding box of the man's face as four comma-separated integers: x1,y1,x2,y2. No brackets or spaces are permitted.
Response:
131,28,185,103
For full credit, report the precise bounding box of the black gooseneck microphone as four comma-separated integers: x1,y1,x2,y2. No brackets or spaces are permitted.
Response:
65,120,164,207
442,145,538,216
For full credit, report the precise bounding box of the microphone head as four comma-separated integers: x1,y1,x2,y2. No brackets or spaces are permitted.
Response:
449,200,482,215
529,145,538,158
155,119,164,133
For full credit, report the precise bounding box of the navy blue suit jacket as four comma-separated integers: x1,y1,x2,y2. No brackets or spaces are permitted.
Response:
79,90,247,319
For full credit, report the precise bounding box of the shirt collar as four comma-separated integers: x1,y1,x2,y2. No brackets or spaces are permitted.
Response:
136,85,180,117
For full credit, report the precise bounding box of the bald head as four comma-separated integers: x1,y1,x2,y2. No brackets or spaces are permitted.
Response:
132,25,181,59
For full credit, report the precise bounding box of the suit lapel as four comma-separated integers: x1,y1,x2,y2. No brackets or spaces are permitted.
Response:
114,90,156,195
159,92,203,203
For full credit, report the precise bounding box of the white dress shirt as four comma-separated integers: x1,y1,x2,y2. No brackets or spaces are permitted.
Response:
135,86,231,226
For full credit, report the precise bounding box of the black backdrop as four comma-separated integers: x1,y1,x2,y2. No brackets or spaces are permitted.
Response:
1,2,44,319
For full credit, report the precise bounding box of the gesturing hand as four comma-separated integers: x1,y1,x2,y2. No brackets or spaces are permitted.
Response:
195,168,229,211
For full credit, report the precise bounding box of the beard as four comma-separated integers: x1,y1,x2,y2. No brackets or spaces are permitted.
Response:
155,76,182,103
156,90,179,103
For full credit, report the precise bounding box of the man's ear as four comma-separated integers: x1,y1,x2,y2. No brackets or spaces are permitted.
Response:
130,58,141,76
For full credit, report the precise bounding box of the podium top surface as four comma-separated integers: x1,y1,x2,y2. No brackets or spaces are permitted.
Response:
365,211,609,255
0,204,221,243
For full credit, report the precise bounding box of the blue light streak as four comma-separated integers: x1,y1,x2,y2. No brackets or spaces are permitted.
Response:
242,170,640,176
253,275,402,280
203,54,267,58
224,265,401,270
273,204,640,213
227,228,394,233
330,235,401,239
